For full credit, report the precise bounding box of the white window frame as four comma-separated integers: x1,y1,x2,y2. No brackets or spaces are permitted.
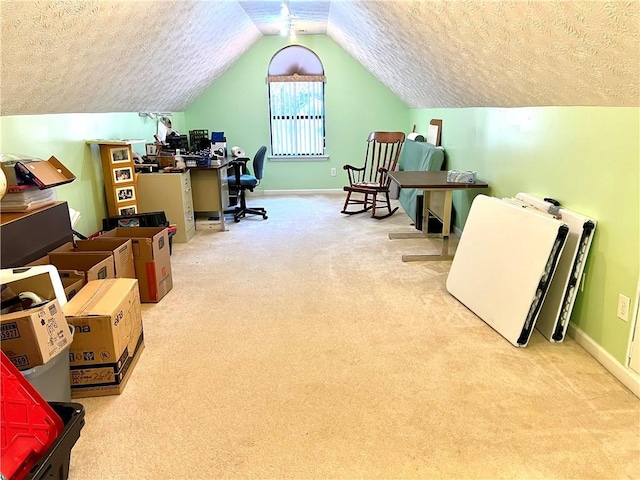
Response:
268,74,326,160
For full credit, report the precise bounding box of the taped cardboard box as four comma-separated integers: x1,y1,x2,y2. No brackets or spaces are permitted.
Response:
50,238,135,279
101,227,173,303
63,278,144,398
47,252,115,283
0,266,73,370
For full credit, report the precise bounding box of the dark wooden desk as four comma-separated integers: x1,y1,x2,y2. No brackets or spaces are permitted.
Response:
1,201,73,267
388,171,489,261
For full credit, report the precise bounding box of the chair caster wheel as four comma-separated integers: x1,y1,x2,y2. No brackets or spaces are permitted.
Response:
263,215,268,220
234,217,240,223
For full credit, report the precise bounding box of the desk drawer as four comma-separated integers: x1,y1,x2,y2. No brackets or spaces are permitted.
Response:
182,172,192,202
184,204,195,230
191,168,227,212
137,172,195,243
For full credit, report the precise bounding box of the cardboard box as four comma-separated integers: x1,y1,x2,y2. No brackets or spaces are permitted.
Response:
0,265,73,370
51,239,135,279
24,257,87,300
25,255,51,266
63,278,144,398
8,156,76,189
59,271,85,300
47,252,115,282
101,227,173,303
75,238,135,279
157,155,175,169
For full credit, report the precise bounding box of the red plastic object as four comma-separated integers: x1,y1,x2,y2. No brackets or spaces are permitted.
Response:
1,351,63,480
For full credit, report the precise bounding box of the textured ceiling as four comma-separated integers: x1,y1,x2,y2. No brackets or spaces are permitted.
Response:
0,0,262,115
328,0,640,108
1,0,638,116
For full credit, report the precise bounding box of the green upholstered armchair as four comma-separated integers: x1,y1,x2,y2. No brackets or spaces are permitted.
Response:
396,141,445,225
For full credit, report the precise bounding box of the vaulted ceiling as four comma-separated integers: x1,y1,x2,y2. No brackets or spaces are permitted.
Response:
1,0,638,116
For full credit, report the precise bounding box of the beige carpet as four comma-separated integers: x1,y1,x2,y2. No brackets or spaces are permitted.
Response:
69,194,639,480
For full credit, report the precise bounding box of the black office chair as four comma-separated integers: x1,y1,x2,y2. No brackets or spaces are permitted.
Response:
225,146,268,222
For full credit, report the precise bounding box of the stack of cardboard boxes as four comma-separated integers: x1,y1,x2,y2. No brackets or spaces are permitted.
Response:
100,227,173,303
26,226,173,304
1,226,173,399
1,154,174,399
0,266,74,372
64,278,144,398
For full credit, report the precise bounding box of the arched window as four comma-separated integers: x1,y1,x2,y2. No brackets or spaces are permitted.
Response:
268,45,326,158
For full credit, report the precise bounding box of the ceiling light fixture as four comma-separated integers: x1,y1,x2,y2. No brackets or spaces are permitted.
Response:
279,0,296,39
139,112,172,120
280,2,290,18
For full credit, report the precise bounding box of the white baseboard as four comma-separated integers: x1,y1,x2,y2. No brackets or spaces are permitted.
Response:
568,323,640,398
260,189,343,196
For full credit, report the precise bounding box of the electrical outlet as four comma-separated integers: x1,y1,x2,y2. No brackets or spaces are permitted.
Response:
617,294,630,321
330,168,337,177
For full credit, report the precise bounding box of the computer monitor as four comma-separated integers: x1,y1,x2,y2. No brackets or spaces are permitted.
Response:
211,132,226,143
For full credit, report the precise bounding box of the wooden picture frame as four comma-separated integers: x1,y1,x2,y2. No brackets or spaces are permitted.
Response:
118,204,137,216
115,186,136,203
113,167,133,184
109,147,131,164
428,119,443,146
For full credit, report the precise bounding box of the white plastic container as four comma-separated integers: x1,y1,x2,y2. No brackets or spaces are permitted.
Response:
175,149,186,170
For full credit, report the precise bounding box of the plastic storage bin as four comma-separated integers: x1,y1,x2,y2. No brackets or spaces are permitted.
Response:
21,326,73,403
1,352,63,480
102,210,169,230
25,402,85,480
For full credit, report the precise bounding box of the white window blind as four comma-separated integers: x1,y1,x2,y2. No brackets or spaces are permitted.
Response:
268,76,325,157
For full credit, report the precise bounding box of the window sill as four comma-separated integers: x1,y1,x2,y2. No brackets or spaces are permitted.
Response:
268,155,330,162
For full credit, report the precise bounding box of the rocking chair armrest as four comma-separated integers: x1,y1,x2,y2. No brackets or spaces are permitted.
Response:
343,164,364,172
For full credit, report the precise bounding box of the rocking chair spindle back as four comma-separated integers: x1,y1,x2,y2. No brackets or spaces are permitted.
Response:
341,131,405,219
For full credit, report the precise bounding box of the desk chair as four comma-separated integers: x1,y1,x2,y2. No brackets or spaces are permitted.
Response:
225,146,268,222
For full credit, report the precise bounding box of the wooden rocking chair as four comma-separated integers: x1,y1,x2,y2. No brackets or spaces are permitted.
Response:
341,131,405,219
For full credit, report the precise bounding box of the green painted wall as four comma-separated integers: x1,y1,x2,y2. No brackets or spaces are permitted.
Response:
410,107,640,364
184,35,410,190
0,112,186,235
1,39,636,370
